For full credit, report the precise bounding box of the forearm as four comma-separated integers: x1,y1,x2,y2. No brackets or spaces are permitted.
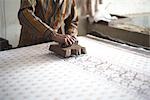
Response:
18,8,54,39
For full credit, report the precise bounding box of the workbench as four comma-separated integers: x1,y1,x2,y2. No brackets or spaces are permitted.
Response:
0,36,150,100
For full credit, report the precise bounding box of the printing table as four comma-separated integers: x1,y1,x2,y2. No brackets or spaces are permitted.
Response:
0,36,150,100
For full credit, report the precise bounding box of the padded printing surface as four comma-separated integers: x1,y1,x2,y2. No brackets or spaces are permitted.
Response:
0,36,150,100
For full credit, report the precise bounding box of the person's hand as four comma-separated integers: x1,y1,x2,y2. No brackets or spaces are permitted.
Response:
61,35,78,48
51,34,77,47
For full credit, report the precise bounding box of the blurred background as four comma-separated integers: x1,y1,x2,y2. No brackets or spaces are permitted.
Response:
0,0,150,49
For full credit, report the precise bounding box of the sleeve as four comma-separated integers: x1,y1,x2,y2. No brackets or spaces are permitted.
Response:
18,0,54,39
64,0,79,36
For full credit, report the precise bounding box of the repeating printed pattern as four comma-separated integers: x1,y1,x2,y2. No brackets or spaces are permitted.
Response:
0,36,150,100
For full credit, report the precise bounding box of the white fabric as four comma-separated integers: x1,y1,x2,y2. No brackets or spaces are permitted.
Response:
94,4,118,22
0,36,150,100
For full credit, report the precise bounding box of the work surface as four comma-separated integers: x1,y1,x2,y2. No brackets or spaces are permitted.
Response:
0,36,150,100
109,15,150,35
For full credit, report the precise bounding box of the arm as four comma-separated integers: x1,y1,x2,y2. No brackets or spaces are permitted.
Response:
64,0,79,37
18,0,76,46
18,0,54,40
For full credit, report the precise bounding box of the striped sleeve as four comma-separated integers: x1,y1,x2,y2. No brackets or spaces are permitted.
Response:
18,0,54,38
64,0,79,36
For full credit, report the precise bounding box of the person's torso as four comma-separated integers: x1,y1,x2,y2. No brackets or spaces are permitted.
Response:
35,0,72,30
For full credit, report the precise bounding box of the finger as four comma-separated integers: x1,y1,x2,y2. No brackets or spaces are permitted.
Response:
65,38,69,46
69,37,76,44
78,49,81,55
66,35,75,45
66,38,73,46
72,36,78,43
68,35,77,44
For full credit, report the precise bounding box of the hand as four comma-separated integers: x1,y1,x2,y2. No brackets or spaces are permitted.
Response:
60,35,78,48
51,34,76,47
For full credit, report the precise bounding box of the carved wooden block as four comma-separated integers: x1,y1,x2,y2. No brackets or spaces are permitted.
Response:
49,44,87,58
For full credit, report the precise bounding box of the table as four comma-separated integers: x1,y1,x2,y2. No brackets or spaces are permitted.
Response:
109,15,150,35
0,36,150,100
108,15,150,48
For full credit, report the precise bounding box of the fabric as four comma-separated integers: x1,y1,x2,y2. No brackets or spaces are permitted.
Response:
18,0,78,47
0,36,150,100
77,0,101,17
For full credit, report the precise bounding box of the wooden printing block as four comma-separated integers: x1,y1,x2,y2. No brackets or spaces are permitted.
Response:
49,44,87,58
